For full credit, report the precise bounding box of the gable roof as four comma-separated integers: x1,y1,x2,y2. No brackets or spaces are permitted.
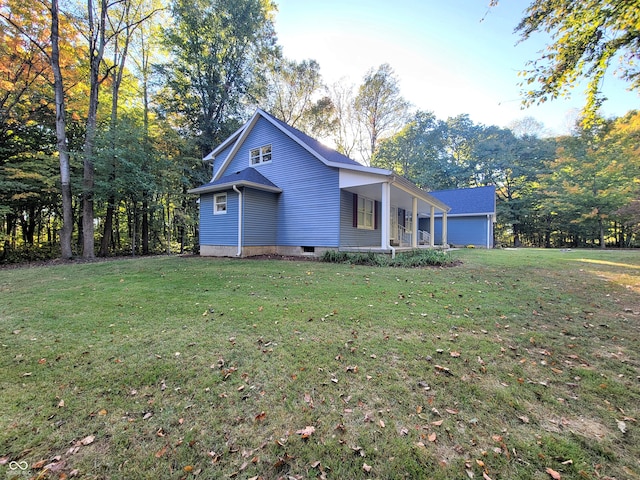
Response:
197,109,450,212
429,186,496,216
266,113,364,168
188,167,282,194
210,109,390,180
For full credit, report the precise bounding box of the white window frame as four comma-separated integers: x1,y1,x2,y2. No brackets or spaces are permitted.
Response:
357,196,375,230
213,193,227,215
250,144,272,165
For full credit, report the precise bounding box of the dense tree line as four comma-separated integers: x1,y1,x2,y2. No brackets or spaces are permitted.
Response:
1,0,638,263
373,110,640,248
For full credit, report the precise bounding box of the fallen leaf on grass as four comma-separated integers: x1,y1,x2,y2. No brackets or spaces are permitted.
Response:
304,393,314,408
450,351,460,358
155,446,167,458
296,426,315,438
434,365,453,375
617,420,627,433
254,411,266,422
482,473,493,480
273,453,294,468
431,419,444,426
80,435,95,446
43,459,66,473
428,432,437,442
363,463,372,473
545,467,561,479
351,445,366,457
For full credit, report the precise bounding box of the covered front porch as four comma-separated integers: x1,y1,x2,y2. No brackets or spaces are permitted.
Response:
339,170,450,255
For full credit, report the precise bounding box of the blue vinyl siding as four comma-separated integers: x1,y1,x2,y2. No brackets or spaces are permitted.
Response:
222,117,340,246
339,190,381,247
199,190,238,246
212,143,235,179
420,216,490,247
243,188,278,246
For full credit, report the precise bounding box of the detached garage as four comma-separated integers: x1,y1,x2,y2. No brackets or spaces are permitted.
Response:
419,186,496,248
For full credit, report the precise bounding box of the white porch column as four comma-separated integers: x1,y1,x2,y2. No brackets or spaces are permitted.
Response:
411,197,418,248
429,206,435,247
442,211,448,247
381,182,390,249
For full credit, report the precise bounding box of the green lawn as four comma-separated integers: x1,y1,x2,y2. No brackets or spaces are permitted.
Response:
1,249,639,479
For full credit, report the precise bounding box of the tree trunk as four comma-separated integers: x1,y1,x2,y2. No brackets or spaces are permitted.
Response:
142,198,149,255
99,199,116,256
50,0,73,259
82,0,109,259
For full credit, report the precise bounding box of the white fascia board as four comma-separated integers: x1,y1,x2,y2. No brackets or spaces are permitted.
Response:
256,108,391,175
390,176,451,212
212,111,262,180
432,212,494,218
329,162,390,175
203,123,247,162
339,169,389,188
188,181,282,195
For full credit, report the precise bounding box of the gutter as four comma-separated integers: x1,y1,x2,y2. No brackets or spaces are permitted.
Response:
232,185,242,257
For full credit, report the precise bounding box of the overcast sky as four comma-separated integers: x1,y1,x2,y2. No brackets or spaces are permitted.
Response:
273,0,639,135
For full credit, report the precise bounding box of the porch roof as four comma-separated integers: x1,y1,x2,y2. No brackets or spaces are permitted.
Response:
188,167,282,195
339,170,450,214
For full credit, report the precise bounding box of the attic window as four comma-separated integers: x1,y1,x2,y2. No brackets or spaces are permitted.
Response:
250,145,272,165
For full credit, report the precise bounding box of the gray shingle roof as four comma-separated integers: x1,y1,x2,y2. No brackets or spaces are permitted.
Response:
429,185,495,215
265,112,364,167
188,167,281,194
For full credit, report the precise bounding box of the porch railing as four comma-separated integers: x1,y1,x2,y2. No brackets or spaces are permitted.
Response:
396,225,431,247
418,230,430,245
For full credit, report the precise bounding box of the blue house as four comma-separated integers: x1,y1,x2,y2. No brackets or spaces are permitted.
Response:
188,109,452,257
419,186,496,248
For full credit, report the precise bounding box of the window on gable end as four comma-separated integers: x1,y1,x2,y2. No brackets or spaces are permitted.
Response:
213,193,227,215
250,144,272,165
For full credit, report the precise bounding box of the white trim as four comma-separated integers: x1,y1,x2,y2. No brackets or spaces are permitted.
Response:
213,193,227,215
188,181,282,195
357,196,375,230
233,185,243,256
250,144,272,166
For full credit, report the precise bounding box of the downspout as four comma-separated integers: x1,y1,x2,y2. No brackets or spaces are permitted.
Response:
487,214,491,249
232,185,242,257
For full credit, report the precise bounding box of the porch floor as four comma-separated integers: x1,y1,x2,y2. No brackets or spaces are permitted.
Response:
339,244,449,254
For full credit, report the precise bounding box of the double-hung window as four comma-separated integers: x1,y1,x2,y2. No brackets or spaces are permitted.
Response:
250,145,272,165
357,196,375,229
213,193,227,215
